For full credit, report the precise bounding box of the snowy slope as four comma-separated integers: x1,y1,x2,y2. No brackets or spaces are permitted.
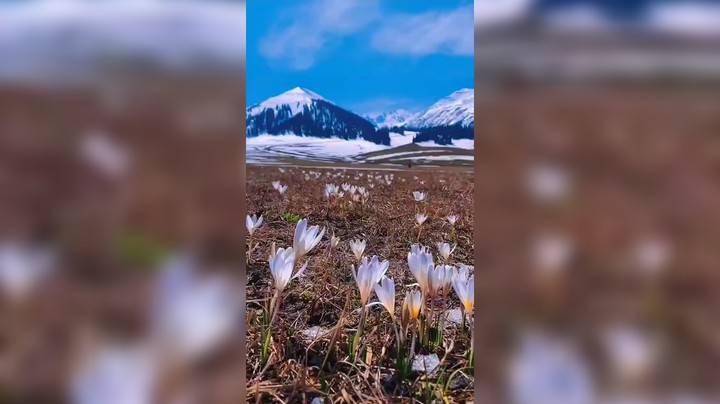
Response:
246,131,416,163
247,134,388,163
406,89,474,129
364,109,416,128
246,132,473,164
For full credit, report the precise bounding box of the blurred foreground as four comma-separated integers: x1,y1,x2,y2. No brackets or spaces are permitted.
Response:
475,2,720,400
0,76,245,403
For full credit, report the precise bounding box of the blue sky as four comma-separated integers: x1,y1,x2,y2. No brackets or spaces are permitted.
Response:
246,0,473,115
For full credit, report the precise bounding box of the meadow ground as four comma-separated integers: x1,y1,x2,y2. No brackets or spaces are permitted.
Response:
245,164,475,403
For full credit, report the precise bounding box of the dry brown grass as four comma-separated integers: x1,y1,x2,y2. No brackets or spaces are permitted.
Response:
246,165,475,403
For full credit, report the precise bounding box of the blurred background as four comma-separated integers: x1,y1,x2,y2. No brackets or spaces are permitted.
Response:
0,1,245,403
475,0,720,403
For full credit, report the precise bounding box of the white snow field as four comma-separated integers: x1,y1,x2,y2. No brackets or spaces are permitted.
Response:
247,133,473,164
247,134,388,163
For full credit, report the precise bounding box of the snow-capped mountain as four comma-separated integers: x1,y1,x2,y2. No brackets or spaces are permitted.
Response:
364,109,416,128
246,87,389,145
406,88,474,129
405,89,474,146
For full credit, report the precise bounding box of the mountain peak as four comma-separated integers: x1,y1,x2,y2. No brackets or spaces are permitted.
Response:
365,109,416,128
453,88,473,94
248,87,330,115
406,88,474,129
284,87,325,100
443,88,474,102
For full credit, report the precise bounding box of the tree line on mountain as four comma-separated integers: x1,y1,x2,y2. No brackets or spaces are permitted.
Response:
247,100,390,145
411,124,474,145
247,101,474,146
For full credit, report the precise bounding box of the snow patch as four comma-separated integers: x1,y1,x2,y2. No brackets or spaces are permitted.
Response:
416,138,474,149
412,155,474,162
389,132,414,147
247,134,388,163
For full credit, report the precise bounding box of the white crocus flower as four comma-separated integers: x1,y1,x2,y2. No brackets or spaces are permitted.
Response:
408,245,434,295
325,183,338,199
602,325,658,384
71,342,158,404
413,191,426,202
454,264,471,283
429,265,454,298
152,255,239,362
359,189,370,204
416,213,428,226
330,234,340,249
269,244,307,293
441,264,457,296
0,243,56,303
246,214,263,236
410,244,430,255
352,256,389,305
402,289,423,325
349,185,358,195
349,239,366,262
526,163,572,203
372,276,396,318
532,233,573,277
276,184,288,194
509,332,596,404
436,242,455,261
341,183,351,192
293,219,325,260
452,274,474,312
272,180,281,191
632,237,672,278
80,132,130,179
447,214,458,226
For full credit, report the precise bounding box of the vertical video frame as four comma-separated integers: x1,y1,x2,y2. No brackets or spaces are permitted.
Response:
245,1,475,402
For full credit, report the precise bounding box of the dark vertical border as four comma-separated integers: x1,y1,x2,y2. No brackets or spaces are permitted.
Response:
239,1,247,401
473,6,481,402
